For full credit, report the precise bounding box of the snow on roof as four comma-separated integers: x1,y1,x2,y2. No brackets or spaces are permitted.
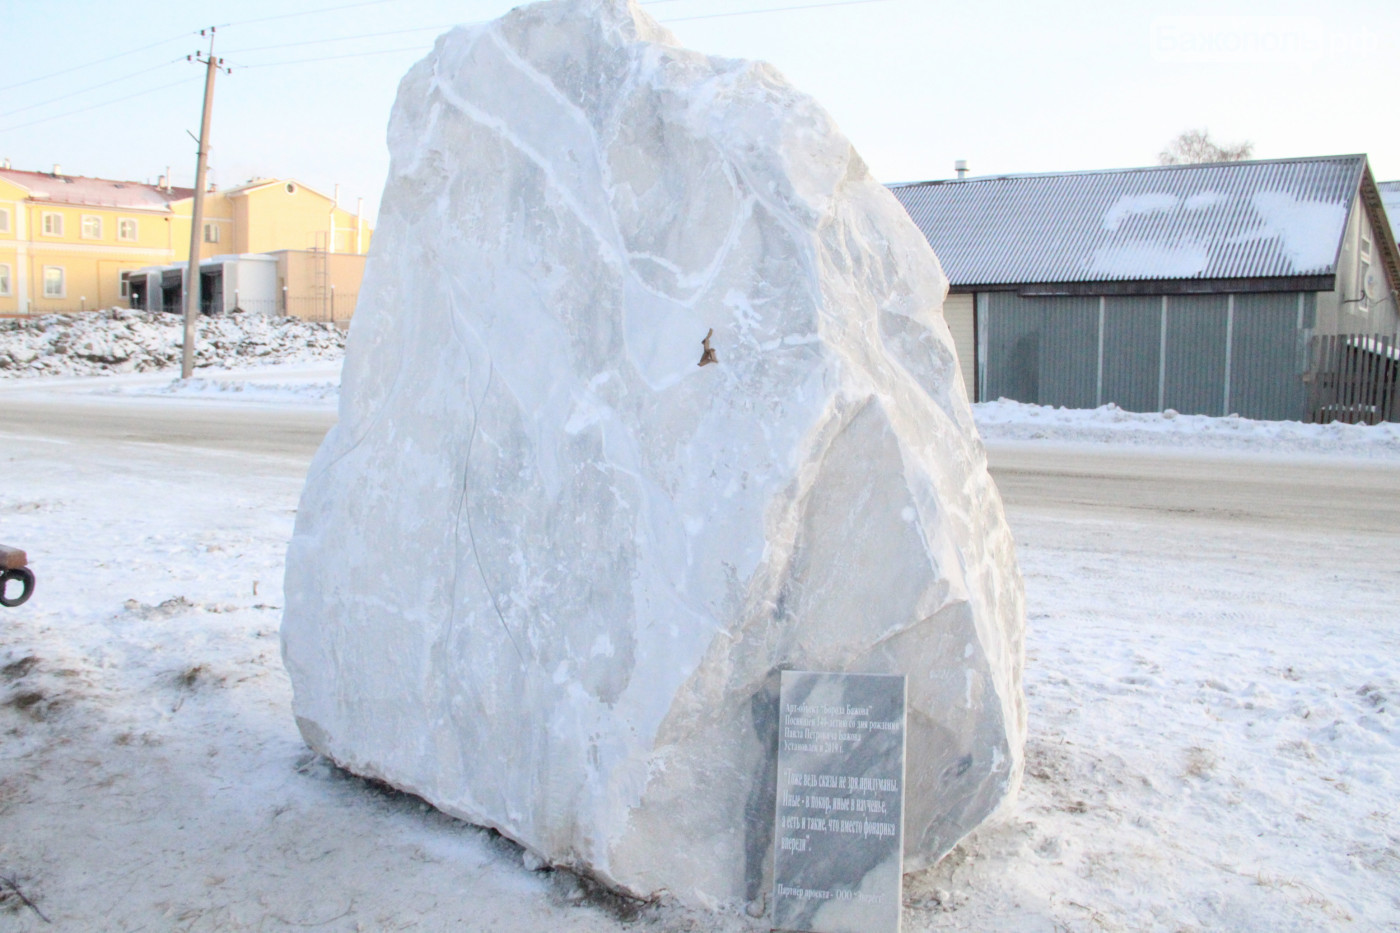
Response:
0,167,193,210
889,155,1367,287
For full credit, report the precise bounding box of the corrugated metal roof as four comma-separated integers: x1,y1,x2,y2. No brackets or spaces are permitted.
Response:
1378,181,1400,243
889,155,1366,287
0,168,193,210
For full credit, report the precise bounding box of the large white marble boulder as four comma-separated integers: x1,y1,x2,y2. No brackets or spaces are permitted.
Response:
282,0,1025,910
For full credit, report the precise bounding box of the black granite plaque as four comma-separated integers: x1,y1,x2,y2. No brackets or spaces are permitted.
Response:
772,670,906,933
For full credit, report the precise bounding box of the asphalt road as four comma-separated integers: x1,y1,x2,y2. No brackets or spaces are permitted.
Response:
987,441,1400,535
0,394,337,460
3,393,1397,534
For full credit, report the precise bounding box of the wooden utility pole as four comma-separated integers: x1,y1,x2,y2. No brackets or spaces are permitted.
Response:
182,29,226,380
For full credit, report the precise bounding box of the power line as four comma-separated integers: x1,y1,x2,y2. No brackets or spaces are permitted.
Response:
0,31,196,94
224,0,900,69
224,23,456,56
0,59,186,119
0,77,200,134
0,0,893,100
0,2,401,96
661,0,895,24
235,45,434,69
217,0,401,29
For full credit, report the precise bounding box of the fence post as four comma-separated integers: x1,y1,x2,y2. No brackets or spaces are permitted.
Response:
281,286,287,317
1360,334,1376,424
1304,334,1316,422
330,284,335,323
1322,335,1335,423
1388,333,1399,423
1346,334,1360,422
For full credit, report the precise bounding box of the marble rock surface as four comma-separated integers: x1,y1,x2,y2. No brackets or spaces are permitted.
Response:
282,0,1026,909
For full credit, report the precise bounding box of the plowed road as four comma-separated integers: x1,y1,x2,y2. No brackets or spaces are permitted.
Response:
3,393,1398,533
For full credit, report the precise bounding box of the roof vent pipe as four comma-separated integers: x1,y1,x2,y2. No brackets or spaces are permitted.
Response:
955,160,969,180
52,163,62,176
2,158,10,170
164,166,171,192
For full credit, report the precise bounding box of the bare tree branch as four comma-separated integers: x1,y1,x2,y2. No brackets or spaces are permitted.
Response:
1159,129,1253,165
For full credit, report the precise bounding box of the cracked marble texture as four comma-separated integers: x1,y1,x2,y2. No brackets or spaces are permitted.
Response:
281,0,1025,910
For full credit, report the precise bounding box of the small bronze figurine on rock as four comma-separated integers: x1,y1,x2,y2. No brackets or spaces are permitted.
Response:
698,328,718,367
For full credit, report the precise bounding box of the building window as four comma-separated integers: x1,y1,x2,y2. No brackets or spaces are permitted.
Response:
0,264,10,297
204,222,219,244
43,266,65,298
120,277,130,298
0,208,9,234
81,215,103,239
118,218,138,241
1360,231,1374,313
42,212,63,236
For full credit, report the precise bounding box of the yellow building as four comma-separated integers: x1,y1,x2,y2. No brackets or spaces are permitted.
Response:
0,165,371,316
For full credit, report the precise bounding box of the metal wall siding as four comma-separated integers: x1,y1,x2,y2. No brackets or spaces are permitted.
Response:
981,291,1312,420
983,291,1039,402
1036,297,1099,409
1228,293,1307,420
890,156,1364,287
982,293,1097,407
1163,295,1229,415
1101,296,1163,412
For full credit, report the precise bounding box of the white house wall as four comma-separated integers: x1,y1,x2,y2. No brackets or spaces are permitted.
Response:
1318,196,1399,336
225,256,279,314
944,292,977,400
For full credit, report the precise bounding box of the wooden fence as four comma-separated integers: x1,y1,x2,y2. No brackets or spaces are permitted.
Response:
1306,332,1400,425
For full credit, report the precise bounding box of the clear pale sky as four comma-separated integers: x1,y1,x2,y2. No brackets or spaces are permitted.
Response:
4,0,1397,224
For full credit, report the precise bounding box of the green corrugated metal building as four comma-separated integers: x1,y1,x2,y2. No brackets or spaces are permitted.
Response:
890,155,1400,421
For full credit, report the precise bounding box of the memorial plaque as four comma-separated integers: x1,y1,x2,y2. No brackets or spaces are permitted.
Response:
772,670,907,933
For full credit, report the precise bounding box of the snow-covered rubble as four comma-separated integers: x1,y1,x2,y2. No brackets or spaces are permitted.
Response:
0,308,345,378
283,0,1024,913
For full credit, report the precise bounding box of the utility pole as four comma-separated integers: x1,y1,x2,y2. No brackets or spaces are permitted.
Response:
182,29,229,380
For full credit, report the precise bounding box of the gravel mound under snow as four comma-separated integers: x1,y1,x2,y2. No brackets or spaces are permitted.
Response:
0,308,346,378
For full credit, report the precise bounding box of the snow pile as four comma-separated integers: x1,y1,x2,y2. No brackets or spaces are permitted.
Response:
0,308,345,378
284,0,1024,913
975,399,1400,459
140,377,341,405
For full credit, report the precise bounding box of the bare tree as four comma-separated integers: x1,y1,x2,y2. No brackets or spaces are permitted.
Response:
1159,129,1253,165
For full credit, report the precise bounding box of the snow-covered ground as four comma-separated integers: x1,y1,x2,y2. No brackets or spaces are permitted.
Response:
976,398,1400,460
1,362,1398,930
